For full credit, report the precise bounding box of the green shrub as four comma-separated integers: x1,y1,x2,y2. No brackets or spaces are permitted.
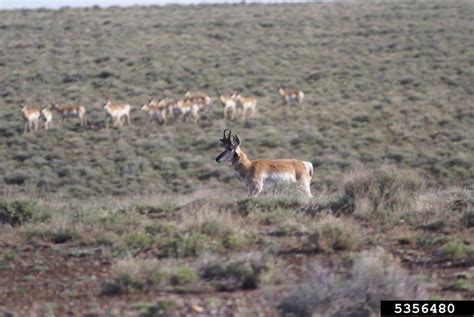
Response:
339,166,423,217
438,241,474,263
0,199,37,226
201,255,270,291
306,216,361,252
169,265,198,286
124,232,154,251
161,233,207,258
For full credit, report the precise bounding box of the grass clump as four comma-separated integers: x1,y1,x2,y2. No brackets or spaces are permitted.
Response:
230,196,303,216
279,248,427,317
103,258,199,295
339,166,423,218
124,232,154,251
135,202,180,217
130,299,179,317
437,240,474,264
24,226,80,244
201,253,270,291
169,265,198,286
0,199,38,226
306,215,361,252
161,232,207,258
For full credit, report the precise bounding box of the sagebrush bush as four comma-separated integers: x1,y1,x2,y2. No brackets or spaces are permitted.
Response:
279,248,427,317
201,253,270,291
438,240,474,264
0,199,38,226
306,215,361,252
340,166,423,217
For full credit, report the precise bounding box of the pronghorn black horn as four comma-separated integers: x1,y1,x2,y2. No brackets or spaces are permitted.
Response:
233,134,241,146
221,128,231,145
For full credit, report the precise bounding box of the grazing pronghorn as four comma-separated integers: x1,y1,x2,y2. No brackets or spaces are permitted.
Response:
219,95,237,120
18,103,41,133
278,87,305,110
184,90,212,110
176,99,201,124
51,103,87,126
141,99,174,125
215,129,313,198
40,106,53,130
103,99,132,128
232,93,257,121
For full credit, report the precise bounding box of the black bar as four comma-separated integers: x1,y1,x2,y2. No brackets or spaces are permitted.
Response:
381,300,474,316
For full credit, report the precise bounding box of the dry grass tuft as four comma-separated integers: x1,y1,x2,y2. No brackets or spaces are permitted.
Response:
279,247,428,317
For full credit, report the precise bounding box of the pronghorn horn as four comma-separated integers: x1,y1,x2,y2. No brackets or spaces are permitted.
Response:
221,129,231,145
233,134,241,146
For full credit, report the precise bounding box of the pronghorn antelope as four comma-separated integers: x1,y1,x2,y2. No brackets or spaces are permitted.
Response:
51,103,87,126
141,99,175,125
176,99,201,124
184,90,212,110
19,103,41,133
232,93,257,121
40,106,53,130
278,87,305,110
215,129,313,198
219,95,237,120
103,99,132,128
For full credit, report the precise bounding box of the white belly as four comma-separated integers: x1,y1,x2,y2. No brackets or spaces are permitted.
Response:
263,172,296,184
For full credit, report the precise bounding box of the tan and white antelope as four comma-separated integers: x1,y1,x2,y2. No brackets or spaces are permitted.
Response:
176,99,201,124
219,95,237,120
40,105,53,130
18,103,41,133
278,87,305,110
103,99,132,129
141,99,175,125
51,103,87,126
215,129,313,198
184,90,212,109
232,93,257,121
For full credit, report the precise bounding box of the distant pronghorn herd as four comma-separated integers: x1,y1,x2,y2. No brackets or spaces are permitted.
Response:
17,88,304,132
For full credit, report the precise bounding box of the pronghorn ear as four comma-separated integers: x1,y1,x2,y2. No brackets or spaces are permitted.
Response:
233,134,241,147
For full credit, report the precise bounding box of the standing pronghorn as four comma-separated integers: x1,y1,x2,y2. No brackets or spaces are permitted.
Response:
232,93,257,121
184,90,212,110
18,103,41,133
141,99,174,125
51,103,87,126
215,129,313,198
103,99,132,129
219,94,237,120
176,99,201,124
40,105,53,130
278,87,305,110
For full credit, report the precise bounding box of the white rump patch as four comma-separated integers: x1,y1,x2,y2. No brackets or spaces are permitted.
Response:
303,161,313,178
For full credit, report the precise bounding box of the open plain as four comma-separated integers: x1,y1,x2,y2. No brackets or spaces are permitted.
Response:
0,1,473,315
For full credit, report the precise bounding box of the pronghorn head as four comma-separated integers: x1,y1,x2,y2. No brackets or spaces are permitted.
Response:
215,129,241,163
278,87,285,95
141,99,154,111
18,102,26,110
102,98,112,109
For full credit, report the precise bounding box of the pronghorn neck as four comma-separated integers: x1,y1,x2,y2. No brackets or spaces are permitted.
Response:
231,148,252,177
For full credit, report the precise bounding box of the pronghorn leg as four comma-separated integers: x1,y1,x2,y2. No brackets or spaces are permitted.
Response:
249,182,263,197
301,180,313,199
127,114,131,126
24,122,28,133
